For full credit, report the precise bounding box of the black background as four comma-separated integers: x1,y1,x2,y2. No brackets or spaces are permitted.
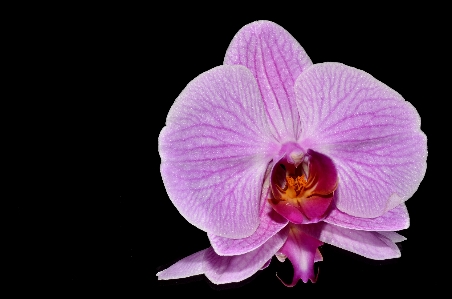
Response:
60,8,434,296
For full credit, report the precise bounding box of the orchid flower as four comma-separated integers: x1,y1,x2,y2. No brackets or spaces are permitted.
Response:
157,21,427,286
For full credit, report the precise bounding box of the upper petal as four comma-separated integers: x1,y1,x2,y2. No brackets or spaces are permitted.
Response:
159,65,277,238
324,203,409,231
224,20,313,142
295,63,427,218
301,222,401,260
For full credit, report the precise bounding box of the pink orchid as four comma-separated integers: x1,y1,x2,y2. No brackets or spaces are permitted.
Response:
157,21,427,286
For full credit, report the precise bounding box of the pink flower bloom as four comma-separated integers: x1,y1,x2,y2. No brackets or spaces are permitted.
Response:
157,21,426,286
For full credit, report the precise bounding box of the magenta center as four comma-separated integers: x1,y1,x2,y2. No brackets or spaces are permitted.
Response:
269,146,338,224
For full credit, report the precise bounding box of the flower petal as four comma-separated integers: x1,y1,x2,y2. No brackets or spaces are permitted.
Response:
157,249,207,280
378,231,406,243
224,20,312,142
208,201,288,256
203,227,289,284
159,65,277,238
295,62,427,218
324,203,409,231
157,227,288,284
277,225,323,286
261,259,271,270
301,222,401,260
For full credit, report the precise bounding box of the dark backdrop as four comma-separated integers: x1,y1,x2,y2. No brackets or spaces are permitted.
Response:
62,8,433,296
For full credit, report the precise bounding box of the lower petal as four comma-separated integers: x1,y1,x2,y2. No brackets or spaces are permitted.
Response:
261,259,271,270
324,203,409,231
157,249,207,280
378,231,406,243
157,227,289,285
277,224,323,286
204,226,289,284
300,222,401,260
208,201,288,256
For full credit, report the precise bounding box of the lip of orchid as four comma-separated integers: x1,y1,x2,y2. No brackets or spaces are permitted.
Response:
276,224,323,286
269,147,338,224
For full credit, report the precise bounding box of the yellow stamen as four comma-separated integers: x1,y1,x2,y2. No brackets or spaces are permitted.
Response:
276,175,308,203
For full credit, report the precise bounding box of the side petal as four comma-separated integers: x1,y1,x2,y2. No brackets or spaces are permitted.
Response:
159,65,277,238
324,203,409,231
224,20,313,141
295,62,427,218
203,227,289,284
301,222,401,260
277,225,323,286
157,249,207,280
208,201,288,256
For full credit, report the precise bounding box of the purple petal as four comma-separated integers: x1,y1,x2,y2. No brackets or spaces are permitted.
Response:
203,227,289,284
295,63,427,218
260,259,271,270
208,201,288,256
159,65,278,238
324,203,409,231
378,231,406,243
224,20,312,141
277,225,323,286
157,228,289,284
301,222,401,260
157,249,207,280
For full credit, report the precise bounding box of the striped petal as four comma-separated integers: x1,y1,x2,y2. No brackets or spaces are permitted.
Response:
159,65,277,238
301,222,401,260
324,203,409,231
295,63,427,218
224,20,312,142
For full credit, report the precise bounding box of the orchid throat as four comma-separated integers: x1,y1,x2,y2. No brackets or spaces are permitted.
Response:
269,146,338,224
